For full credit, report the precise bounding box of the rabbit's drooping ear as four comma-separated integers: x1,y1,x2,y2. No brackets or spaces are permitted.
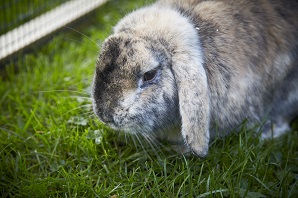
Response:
171,53,210,157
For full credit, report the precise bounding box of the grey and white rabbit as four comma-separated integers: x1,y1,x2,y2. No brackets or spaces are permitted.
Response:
92,0,298,157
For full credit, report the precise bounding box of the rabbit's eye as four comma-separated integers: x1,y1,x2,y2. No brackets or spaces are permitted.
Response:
143,69,157,82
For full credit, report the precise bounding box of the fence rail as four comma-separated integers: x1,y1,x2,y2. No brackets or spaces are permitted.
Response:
0,0,107,61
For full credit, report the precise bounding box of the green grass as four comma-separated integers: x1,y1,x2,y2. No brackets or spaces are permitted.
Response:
0,0,297,197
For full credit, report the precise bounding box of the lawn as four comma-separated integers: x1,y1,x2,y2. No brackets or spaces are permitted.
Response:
0,0,297,197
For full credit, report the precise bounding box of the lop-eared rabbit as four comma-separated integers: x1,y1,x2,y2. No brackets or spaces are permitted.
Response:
92,0,298,157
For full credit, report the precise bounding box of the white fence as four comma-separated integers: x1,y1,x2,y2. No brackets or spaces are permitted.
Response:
0,0,107,61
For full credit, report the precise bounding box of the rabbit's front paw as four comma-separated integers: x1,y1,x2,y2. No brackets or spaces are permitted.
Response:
261,120,290,139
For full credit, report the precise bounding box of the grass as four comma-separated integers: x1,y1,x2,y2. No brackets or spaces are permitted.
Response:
0,0,297,197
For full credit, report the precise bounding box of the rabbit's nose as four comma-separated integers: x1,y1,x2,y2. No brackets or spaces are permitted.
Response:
101,113,114,124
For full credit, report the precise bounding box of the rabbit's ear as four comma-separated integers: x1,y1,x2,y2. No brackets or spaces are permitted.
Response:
171,53,210,157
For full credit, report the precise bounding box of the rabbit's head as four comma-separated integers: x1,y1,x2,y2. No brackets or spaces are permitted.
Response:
93,34,180,139
92,7,210,157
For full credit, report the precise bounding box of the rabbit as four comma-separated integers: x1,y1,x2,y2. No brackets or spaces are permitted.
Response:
92,0,298,157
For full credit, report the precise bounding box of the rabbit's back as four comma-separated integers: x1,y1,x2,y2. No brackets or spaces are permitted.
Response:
161,0,298,135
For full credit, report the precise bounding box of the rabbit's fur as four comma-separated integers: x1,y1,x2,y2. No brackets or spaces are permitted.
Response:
92,0,298,157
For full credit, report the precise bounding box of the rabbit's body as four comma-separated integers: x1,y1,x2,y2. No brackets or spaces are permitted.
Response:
161,0,298,138
92,0,298,156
